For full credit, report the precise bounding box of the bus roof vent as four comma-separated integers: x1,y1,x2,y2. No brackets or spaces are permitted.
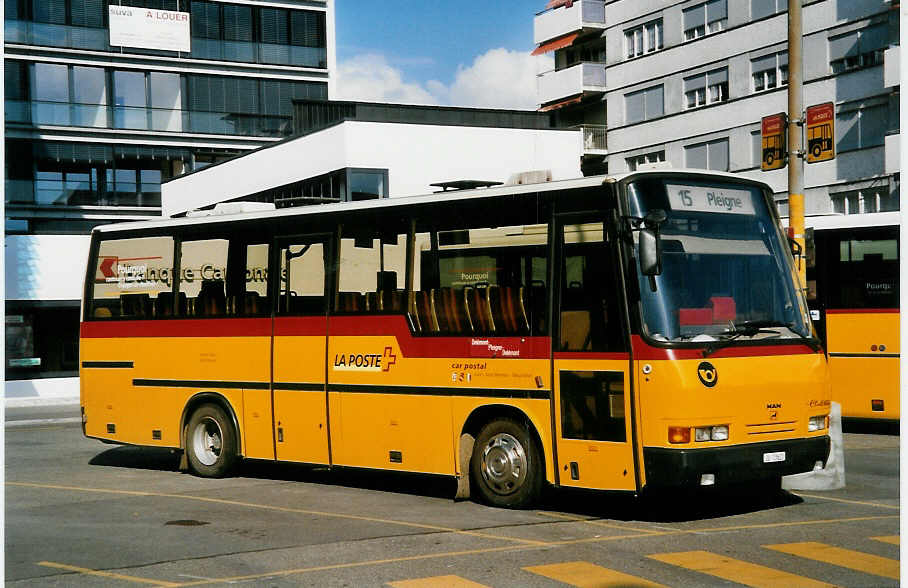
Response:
185,202,276,217
505,169,552,186
430,180,503,192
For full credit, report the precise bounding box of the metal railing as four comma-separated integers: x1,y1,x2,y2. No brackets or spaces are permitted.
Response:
6,100,293,137
577,125,607,152
5,20,327,68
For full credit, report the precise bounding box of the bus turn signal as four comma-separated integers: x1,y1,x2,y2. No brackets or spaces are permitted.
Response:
668,426,691,444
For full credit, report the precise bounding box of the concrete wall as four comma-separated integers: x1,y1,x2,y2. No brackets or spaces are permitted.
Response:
163,121,583,216
5,235,91,301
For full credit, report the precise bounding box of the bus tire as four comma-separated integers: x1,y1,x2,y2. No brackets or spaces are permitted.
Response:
470,418,542,508
185,403,237,478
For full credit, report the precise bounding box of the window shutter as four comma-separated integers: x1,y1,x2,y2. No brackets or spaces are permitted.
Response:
625,90,644,124
829,31,858,61
707,68,728,86
859,24,888,53
708,139,729,171
33,0,66,24
685,143,708,169
260,8,288,45
71,0,104,27
751,54,775,73
645,85,663,119
707,0,727,22
223,5,252,42
683,4,705,31
751,0,775,20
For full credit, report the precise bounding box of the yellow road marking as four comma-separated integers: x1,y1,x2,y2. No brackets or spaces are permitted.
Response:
388,575,490,587
793,492,900,510
525,561,666,587
38,561,181,587
648,551,836,588
6,482,547,547
871,535,900,545
766,541,900,580
536,511,665,535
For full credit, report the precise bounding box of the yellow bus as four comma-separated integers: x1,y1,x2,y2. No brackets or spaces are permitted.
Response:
80,170,830,507
805,212,899,422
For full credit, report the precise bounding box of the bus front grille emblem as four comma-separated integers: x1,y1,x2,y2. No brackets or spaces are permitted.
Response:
697,362,718,388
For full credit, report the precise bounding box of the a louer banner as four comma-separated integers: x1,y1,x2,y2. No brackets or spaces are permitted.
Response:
109,5,190,53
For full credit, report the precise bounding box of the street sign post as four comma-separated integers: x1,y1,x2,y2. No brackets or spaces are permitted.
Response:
761,113,787,171
806,102,835,163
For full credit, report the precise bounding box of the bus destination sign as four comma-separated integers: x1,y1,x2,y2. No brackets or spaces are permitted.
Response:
666,184,755,215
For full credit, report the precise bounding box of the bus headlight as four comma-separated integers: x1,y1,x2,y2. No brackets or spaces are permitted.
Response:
808,415,828,432
695,425,729,441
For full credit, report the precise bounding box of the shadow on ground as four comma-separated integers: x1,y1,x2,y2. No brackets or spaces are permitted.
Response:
89,445,801,523
843,419,899,436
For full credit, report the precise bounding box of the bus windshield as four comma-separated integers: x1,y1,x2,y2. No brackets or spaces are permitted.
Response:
626,177,811,344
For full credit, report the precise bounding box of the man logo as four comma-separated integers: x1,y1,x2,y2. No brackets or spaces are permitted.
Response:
697,361,718,387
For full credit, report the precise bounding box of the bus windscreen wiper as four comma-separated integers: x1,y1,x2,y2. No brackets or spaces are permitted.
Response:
703,320,819,357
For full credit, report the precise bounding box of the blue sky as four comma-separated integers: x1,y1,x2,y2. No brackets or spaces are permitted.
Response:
334,1,546,108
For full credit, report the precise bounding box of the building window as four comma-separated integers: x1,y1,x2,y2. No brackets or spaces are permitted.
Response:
837,103,887,152
625,85,663,124
684,68,728,109
626,150,666,171
683,0,727,41
625,19,663,58
751,0,787,20
831,187,896,215
6,307,80,380
685,138,729,171
752,52,788,92
829,24,887,74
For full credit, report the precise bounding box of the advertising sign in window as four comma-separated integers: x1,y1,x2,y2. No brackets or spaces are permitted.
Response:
109,6,190,53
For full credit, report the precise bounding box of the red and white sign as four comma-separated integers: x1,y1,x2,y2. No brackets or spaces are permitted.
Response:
109,6,190,53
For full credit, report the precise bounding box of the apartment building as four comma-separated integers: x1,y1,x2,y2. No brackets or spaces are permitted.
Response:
533,0,900,215
4,0,335,395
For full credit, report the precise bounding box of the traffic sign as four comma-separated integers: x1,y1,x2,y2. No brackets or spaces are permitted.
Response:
806,102,835,163
761,113,787,171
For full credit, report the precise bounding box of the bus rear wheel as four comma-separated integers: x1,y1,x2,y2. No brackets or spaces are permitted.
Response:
470,418,542,508
186,403,237,478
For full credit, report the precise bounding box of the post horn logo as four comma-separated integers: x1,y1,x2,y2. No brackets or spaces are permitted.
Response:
697,361,718,388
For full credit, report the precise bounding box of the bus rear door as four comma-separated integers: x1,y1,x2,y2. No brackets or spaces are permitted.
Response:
272,234,333,464
552,214,637,491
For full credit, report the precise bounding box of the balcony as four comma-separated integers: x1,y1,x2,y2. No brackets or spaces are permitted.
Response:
6,100,293,138
884,45,900,88
534,0,606,45
537,63,606,108
577,125,607,154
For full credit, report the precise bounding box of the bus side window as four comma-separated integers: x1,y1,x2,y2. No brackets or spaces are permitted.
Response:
89,236,174,320
179,239,229,317
244,243,270,316
336,231,379,314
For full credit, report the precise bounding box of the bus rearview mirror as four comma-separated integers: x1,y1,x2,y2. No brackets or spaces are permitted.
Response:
639,228,662,277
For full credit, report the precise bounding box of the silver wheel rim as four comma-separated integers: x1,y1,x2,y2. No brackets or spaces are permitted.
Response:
480,432,528,496
191,417,223,467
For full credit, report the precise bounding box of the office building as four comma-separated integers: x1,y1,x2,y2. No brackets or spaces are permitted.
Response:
532,0,900,215
5,0,335,398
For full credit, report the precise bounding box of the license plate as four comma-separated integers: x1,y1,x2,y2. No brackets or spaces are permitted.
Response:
763,451,786,463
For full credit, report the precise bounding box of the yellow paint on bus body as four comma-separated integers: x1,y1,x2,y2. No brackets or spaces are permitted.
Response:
825,312,900,419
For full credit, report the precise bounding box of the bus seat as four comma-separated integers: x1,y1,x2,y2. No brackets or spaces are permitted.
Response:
93,306,113,318
121,293,152,318
365,291,380,312
560,310,591,351
244,292,265,315
412,290,436,332
436,287,467,333
488,286,511,334
528,284,546,335
198,280,226,316
381,289,406,313
465,285,492,334
516,286,530,334
337,291,365,313
155,292,174,317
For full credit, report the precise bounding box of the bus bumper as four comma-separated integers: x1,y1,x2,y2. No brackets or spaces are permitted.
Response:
642,436,830,488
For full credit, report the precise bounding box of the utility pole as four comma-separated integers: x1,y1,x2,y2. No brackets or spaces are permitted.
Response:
788,0,806,289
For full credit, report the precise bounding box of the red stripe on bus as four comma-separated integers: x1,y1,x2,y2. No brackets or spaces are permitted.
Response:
80,318,272,338
825,308,900,314
273,316,327,336
630,336,819,360
553,352,630,360
328,315,552,359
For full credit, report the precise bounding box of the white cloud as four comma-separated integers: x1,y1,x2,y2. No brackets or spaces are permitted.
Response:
336,49,540,110
335,53,438,105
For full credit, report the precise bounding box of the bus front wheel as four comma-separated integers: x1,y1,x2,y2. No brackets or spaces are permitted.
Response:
186,403,237,478
470,418,542,508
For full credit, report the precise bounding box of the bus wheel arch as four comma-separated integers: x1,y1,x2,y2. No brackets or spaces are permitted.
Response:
461,405,545,508
180,393,242,477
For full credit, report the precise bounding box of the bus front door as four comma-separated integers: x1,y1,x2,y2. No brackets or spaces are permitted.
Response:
552,215,636,491
272,235,333,465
